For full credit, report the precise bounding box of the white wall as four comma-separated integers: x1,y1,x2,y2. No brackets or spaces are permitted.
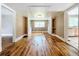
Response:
16,12,24,36
56,12,64,37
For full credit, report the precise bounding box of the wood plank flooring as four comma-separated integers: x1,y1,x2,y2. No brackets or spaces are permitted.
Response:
0,33,78,56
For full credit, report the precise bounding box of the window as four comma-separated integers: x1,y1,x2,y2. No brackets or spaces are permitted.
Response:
68,16,78,27
68,16,78,36
34,21,45,28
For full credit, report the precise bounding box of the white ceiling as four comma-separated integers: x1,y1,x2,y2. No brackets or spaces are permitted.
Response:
68,6,78,15
1,5,13,15
5,3,74,11
5,3,75,17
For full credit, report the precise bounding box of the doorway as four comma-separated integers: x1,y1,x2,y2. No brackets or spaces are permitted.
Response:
23,17,28,35
31,20,48,33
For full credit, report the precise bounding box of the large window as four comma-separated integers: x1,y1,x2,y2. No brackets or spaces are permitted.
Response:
68,16,78,27
68,16,78,36
34,21,45,28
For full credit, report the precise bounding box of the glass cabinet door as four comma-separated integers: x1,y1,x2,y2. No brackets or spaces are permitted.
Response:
67,6,78,49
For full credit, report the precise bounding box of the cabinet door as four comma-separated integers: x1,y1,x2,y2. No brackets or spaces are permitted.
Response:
67,6,78,49
0,3,2,52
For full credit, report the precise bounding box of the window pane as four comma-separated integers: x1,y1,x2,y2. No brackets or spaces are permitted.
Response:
68,16,78,27
34,21,39,27
34,21,45,27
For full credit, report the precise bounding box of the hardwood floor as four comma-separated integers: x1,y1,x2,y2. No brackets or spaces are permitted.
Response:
0,33,78,56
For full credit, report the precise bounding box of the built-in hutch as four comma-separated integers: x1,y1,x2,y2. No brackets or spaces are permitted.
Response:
0,4,16,51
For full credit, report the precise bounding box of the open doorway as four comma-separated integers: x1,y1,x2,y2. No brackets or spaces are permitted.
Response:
31,20,48,33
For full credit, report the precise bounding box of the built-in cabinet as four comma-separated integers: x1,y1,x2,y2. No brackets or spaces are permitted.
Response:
0,4,16,51
64,4,78,50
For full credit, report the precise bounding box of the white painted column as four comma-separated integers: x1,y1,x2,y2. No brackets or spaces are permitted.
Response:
13,12,16,42
28,17,32,36
64,12,69,42
48,17,52,34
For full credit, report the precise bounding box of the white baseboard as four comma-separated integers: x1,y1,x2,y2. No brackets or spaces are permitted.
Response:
15,34,27,42
51,34,78,50
51,34,66,42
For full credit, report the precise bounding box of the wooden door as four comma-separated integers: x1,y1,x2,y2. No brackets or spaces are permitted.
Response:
52,18,56,34
23,17,28,34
